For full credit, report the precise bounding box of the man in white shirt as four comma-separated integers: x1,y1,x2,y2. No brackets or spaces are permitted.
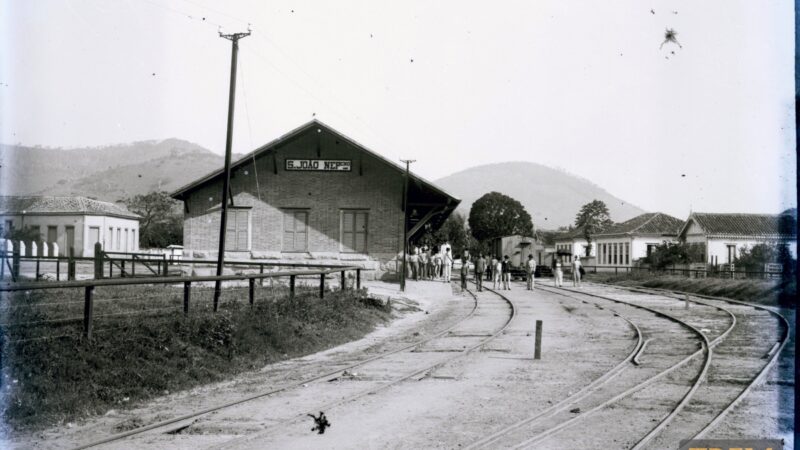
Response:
443,248,453,282
572,255,582,287
525,254,537,290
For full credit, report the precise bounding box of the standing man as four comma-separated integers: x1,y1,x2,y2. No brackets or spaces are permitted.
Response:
410,247,420,281
419,246,429,280
572,255,582,287
443,248,453,282
492,256,502,290
501,255,511,290
460,255,469,289
554,258,564,287
474,254,486,292
526,254,537,290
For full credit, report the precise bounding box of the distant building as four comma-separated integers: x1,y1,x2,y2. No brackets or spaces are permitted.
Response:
553,227,595,264
594,212,684,267
489,235,543,268
678,212,798,266
0,196,140,257
170,120,459,279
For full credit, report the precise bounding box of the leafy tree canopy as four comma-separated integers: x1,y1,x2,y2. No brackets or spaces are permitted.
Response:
643,241,706,269
468,192,534,242
417,213,470,255
574,200,613,256
123,191,183,248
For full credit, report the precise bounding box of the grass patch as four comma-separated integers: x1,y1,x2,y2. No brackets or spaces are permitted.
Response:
586,272,796,308
0,284,391,432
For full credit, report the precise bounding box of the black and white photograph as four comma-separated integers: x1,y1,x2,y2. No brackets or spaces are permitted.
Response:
0,1,797,449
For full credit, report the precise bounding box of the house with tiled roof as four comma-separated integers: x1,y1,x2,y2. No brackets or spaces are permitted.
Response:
678,212,797,266
552,226,595,264
0,196,140,257
594,212,684,267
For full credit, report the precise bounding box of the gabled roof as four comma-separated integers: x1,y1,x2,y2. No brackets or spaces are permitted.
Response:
678,212,797,238
170,119,460,203
597,212,684,237
553,226,586,242
0,196,140,219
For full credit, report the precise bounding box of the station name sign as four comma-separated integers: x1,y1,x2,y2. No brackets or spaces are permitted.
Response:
285,159,352,172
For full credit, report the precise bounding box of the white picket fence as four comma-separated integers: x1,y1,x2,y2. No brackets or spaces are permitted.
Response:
0,238,60,258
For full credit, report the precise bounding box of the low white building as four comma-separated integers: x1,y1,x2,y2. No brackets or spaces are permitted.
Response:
553,227,595,264
0,196,141,257
595,212,684,267
678,212,797,266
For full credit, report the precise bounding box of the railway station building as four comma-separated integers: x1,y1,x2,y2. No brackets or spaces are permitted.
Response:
594,212,684,268
677,212,797,266
170,120,460,279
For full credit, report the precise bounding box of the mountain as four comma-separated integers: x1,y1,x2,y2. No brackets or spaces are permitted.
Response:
435,162,646,229
0,139,236,202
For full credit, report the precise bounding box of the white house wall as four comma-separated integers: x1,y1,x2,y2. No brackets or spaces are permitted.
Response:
83,215,140,256
706,237,797,265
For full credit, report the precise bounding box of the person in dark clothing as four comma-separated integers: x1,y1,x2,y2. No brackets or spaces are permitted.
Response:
501,255,511,290
460,256,469,289
474,254,486,291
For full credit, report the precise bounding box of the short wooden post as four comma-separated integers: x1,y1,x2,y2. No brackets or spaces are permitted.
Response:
319,273,325,299
56,258,61,281
67,247,76,281
249,278,255,306
534,320,543,360
121,260,126,278
131,258,136,277
259,264,264,287
35,258,41,281
685,293,690,309
162,255,167,276
356,269,361,289
93,243,103,280
341,271,346,291
183,281,191,315
12,247,20,280
84,285,95,339
109,260,112,278
0,251,5,280
290,275,296,298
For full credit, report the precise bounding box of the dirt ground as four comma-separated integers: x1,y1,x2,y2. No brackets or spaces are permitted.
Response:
8,279,793,449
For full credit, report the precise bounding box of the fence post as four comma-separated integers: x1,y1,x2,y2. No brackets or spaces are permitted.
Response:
68,247,76,281
12,247,20,280
109,260,112,278
319,273,325,299
356,269,361,290
94,243,103,280
131,258,136,277
534,320,543,360
121,259,126,278
35,257,40,281
183,281,191,315
260,264,264,287
341,270,346,291
84,285,95,339
289,275,296,298
247,278,256,308
56,258,61,281
0,251,4,280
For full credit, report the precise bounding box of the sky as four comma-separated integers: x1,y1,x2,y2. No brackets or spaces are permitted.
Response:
1,0,796,220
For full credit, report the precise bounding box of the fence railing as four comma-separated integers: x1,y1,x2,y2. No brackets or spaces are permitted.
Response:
0,265,365,340
578,265,789,280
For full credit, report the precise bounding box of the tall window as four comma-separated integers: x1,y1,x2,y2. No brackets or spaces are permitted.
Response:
625,243,630,265
727,245,736,264
116,228,121,250
283,210,308,252
107,227,114,249
341,210,368,253
225,209,250,251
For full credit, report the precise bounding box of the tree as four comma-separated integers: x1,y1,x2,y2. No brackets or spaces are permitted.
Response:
737,243,796,274
468,192,534,242
643,241,706,269
123,191,183,248
574,200,613,257
418,213,470,255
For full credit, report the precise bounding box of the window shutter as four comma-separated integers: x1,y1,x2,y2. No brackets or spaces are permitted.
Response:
295,212,308,251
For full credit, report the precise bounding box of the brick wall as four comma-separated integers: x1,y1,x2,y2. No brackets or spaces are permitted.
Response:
181,131,405,277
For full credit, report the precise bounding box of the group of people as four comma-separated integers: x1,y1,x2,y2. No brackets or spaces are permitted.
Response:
404,243,584,290
404,243,455,282
553,255,584,288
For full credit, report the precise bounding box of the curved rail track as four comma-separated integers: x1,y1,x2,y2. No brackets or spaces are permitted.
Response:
72,284,516,449
474,281,789,449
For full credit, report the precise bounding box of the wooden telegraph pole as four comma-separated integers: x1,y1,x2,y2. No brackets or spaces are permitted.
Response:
400,159,415,292
214,28,250,311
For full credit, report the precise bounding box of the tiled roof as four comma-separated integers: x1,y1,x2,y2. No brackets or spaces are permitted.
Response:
683,213,797,238
598,213,684,237
0,196,140,219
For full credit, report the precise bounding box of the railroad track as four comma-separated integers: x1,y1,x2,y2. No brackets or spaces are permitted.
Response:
469,282,735,449
71,284,516,449
472,281,788,449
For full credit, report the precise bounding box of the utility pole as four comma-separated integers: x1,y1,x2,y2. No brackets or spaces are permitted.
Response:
400,159,415,292
214,28,250,311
